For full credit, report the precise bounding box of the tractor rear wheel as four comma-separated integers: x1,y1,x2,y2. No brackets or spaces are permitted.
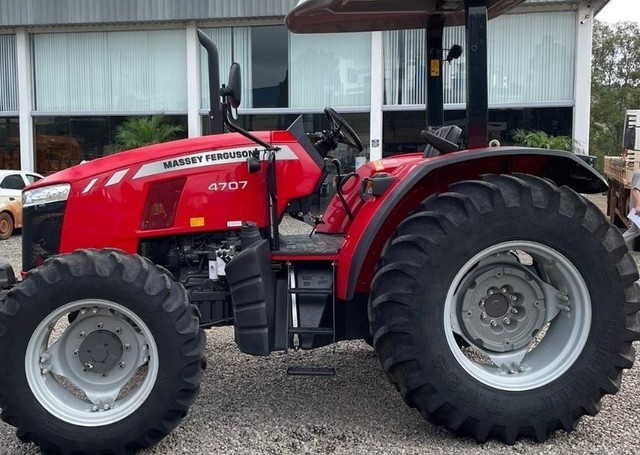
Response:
369,174,640,443
0,249,205,454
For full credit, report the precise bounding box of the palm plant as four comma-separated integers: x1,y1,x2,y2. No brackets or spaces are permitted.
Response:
511,128,573,151
113,114,184,151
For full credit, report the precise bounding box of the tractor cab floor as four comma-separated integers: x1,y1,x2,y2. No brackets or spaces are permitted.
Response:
276,233,345,255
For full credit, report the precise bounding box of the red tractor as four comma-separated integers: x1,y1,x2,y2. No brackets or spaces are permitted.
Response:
1,1,638,453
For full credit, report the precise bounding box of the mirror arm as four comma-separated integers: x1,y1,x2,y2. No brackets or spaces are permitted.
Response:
220,98,277,151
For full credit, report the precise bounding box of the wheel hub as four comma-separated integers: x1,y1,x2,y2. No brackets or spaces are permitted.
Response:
484,293,509,318
78,330,123,374
457,264,547,352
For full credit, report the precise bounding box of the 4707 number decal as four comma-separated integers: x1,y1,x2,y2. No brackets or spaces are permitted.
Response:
208,181,248,191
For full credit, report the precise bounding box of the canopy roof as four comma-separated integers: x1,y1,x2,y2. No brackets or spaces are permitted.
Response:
286,0,526,33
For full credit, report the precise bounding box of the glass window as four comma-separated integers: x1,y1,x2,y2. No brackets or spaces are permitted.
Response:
26,174,42,184
0,174,25,190
34,30,187,112
382,107,572,157
384,12,576,106
488,12,575,104
0,35,18,112
290,32,372,108
384,27,464,106
200,27,253,110
624,113,637,151
251,26,288,108
34,115,188,175
0,117,20,169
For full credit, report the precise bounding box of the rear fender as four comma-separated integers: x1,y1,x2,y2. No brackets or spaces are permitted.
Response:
337,147,606,300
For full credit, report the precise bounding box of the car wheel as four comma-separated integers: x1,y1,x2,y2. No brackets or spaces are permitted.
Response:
0,212,14,240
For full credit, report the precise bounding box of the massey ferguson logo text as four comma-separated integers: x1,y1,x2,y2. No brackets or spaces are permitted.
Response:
132,146,298,179
162,150,253,170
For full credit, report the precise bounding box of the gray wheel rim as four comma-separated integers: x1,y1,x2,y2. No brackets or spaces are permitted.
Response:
25,299,159,426
444,240,591,391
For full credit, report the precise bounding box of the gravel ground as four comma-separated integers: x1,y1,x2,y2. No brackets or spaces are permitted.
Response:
2,199,640,454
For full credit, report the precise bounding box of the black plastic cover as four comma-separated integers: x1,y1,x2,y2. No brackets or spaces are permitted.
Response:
225,239,275,356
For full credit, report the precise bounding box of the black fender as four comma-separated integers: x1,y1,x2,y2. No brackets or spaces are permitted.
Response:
346,147,606,300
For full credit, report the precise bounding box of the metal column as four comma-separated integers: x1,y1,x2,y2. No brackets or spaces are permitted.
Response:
465,2,489,148
426,15,445,131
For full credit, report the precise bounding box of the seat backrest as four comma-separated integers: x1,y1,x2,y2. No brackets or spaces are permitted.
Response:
422,125,463,158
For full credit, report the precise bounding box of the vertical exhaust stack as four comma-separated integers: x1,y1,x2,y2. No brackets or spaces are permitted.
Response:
197,30,224,135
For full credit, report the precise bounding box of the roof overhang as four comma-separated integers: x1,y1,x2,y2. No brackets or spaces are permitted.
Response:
286,0,526,33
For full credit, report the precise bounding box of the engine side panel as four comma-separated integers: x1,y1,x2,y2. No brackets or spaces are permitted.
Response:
53,132,323,254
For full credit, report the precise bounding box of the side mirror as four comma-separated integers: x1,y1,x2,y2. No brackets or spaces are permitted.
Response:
446,44,463,62
224,62,241,109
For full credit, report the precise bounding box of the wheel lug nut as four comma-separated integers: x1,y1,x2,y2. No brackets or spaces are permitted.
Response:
511,307,519,314
104,403,110,410
508,367,515,374
124,344,131,351
490,320,497,327
115,327,122,335
500,287,507,293
119,362,126,368
503,318,511,325
73,349,79,357
92,308,98,314
41,368,49,375
488,289,495,295
96,322,103,329
78,331,86,339
510,295,517,301
92,405,99,412
518,366,525,372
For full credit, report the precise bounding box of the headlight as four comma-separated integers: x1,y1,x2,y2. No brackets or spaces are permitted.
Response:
23,184,71,208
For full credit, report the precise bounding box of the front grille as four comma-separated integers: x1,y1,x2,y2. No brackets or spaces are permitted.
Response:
22,201,66,272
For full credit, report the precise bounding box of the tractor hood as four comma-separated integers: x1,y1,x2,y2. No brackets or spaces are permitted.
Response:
286,0,526,33
30,132,274,189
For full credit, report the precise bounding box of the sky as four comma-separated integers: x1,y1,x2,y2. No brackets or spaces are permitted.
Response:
595,0,640,23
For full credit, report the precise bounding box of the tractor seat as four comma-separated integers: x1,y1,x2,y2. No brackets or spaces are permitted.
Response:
421,125,463,158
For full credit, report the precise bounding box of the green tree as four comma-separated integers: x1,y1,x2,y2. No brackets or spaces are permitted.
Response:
113,114,185,151
590,20,640,172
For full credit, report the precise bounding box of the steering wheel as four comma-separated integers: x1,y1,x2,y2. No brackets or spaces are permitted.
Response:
324,107,364,153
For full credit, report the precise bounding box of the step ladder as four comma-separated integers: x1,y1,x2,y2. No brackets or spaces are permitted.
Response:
285,261,336,377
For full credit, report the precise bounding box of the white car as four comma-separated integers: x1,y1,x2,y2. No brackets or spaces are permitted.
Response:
0,170,44,240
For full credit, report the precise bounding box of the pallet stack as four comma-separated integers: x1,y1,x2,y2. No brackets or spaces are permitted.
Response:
604,151,640,186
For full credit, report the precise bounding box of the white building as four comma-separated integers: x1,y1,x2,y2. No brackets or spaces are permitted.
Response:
0,0,607,175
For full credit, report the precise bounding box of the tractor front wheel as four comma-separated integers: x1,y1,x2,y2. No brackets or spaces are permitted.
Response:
369,174,640,443
0,249,205,454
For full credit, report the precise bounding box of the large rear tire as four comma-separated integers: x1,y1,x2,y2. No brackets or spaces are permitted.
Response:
0,249,205,454
369,174,640,443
